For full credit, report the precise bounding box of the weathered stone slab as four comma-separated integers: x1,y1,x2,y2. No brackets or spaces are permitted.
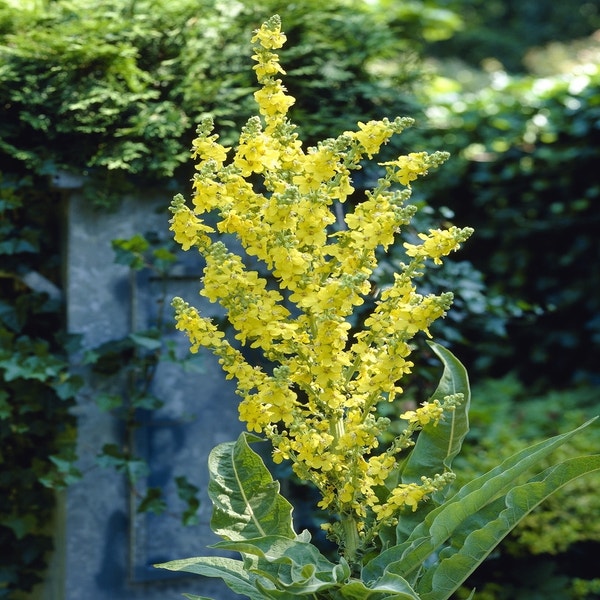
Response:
63,191,243,600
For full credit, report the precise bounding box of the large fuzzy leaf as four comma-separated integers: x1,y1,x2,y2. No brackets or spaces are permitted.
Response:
155,434,298,598
333,571,421,600
155,555,264,599
417,454,600,600
208,432,295,541
401,342,471,481
213,534,348,593
394,342,471,544
363,418,598,584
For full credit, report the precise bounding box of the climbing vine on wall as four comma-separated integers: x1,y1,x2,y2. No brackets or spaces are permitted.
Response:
0,173,82,596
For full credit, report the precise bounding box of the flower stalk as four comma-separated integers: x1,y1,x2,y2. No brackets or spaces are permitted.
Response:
169,13,472,554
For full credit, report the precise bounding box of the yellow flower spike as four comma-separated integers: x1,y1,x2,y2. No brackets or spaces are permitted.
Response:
380,150,450,187
171,16,474,549
191,135,229,168
252,51,286,79
234,131,280,175
404,225,474,265
172,298,223,353
251,14,287,50
292,147,339,193
353,120,395,158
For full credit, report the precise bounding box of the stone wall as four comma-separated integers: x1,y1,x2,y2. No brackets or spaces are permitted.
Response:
59,190,243,599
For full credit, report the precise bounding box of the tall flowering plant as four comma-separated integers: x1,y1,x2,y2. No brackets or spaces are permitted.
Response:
157,16,599,599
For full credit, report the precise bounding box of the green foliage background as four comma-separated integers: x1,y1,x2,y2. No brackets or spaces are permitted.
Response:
0,0,598,597
0,174,82,596
408,64,600,389
452,376,600,599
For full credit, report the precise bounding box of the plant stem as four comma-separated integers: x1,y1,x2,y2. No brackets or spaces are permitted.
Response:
332,414,345,444
341,514,361,573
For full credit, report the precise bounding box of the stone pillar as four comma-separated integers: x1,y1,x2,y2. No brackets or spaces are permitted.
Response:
62,189,243,600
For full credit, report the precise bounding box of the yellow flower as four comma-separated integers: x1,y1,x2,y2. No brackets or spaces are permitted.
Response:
169,199,214,251
234,133,280,175
380,152,429,186
191,136,229,167
400,400,445,427
252,52,286,79
353,120,393,158
254,83,295,118
251,15,287,50
292,148,338,193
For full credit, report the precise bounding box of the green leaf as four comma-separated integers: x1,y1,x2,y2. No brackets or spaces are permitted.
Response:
5,513,36,539
46,455,82,487
138,487,167,515
131,393,164,410
0,390,12,419
213,534,345,593
96,443,128,470
208,432,296,541
363,418,598,584
129,332,162,351
403,342,471,478
95,392,123,412
335,572,420,600
112,234,149,269
417,454,600,600
176,475,201,526
155,556,266,600
395,342,471,543
423,419,598,550
96,444,149,482
152,246,177,264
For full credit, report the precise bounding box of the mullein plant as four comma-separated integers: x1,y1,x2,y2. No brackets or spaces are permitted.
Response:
157,16,599,600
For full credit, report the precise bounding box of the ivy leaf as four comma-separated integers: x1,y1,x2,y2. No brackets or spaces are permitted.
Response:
95,392,123,412
111,234,149,270
131,393,163,410
138,487,167,515
96,444,149,482
176,475,201,526
5,513,36,540
0,390,12,419
52,373,83,400
129,331,162,351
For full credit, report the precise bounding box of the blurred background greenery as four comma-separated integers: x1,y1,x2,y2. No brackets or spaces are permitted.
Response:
1,0,599,597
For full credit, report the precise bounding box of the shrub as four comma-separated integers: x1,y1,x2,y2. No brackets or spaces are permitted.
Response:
0,0,447,207
410,60,600,388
